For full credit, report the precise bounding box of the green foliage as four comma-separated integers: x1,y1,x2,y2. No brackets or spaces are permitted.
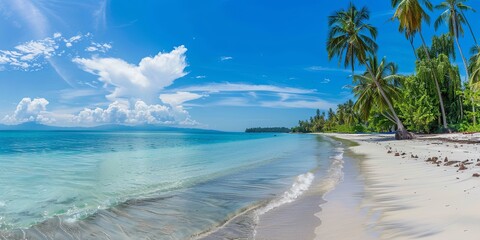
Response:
366,110,395,132
397,76,437,133
326,3,377,73
310,2,480,135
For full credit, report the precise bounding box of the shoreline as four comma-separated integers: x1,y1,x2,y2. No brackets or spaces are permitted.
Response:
324,133,480,239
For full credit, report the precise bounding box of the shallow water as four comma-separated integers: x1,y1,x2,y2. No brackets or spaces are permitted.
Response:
0,131,339,239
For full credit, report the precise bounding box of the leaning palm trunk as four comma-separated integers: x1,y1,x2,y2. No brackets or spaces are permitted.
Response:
452,12,475,126
419,32,449,131
365,65,413,140
460,10,477,46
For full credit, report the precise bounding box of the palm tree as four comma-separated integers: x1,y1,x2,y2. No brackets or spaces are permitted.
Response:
327,2,378,77
343,100,357,125
434,0,477,126
328,3,412,139
470,47,480,87
353,55,411,139
434,0,474,83
391,0,450,131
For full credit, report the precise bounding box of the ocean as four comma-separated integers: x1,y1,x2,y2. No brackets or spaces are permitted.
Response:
0,131,345,239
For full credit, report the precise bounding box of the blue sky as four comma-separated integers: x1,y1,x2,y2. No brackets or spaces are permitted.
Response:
0,0,479,131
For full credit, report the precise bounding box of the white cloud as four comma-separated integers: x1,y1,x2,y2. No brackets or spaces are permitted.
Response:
197,97,335,110
306,66,351,73
159,92,204,106
94,0,107,30
260,100,336,109
74,100,196,125
0,33,99,71
64,34,83,48
85,42,112,53
174,83,315,94
59,89,99,100
0,36,58,70
321,78,331,84
195,75,206,79
2,97,53,124
220,56,233,61
6,0,49,36
73,45,188,102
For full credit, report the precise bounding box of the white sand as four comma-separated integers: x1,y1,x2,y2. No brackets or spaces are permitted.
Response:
325,133,480,239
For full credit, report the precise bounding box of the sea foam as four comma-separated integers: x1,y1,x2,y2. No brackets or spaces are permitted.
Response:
255,172,315,216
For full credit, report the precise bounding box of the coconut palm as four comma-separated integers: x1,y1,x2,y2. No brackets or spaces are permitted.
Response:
471,47,480,86
353,55,412,139
435,0,477,125
434,0,475,82
391,0,450,131
326,2,378,77
343,99,357,126
328,3,411,139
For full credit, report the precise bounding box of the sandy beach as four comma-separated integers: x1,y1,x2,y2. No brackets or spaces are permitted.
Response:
254,133,480,240
320,133,480,239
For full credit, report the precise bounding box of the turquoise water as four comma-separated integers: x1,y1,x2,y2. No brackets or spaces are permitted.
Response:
0,131,336,239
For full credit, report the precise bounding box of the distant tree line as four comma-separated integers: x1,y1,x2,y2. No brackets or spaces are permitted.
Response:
245,127,291,133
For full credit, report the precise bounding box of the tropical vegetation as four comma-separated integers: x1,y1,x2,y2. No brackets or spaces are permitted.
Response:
294,0,480,139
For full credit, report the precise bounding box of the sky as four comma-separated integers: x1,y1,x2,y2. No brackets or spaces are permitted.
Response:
0,0,479,132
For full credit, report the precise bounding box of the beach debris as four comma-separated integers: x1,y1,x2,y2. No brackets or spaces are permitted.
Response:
473,173,480,177
401,152,406,155
394,153,400,156
458,164,468,171
444,157,448,162
476,162,480,166
445,161,460,166
387,150,392,153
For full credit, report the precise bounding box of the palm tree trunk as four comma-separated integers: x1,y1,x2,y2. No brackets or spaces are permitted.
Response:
452,12,475,126
409,36,418,59
460,10,478,45
364,64,412,140
419,32,449,131
473,98,477,126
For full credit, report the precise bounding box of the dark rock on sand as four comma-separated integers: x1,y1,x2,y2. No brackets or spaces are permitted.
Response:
445,161,460,166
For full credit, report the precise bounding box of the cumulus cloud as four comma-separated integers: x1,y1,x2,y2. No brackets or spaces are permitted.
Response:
74,100,196,125
73,45,188,102
3,98,53,124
